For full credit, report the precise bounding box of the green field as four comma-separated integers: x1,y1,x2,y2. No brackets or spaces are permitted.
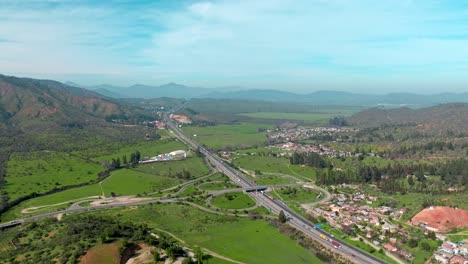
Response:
134,157,210,179
234,156,317,181
181,123,272,149
0,184,103,221
101,169,179,197
1,156,210,221
238,112,344,124
198,181,238,191
5,151,102,201
90,204,324,264
210,193,256,209
272,187,320,203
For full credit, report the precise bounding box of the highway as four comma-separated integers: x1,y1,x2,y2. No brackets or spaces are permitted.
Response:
0,115,386,264
165,115,386,264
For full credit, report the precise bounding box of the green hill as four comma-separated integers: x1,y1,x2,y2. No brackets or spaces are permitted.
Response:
349,103,468,134
0,74,132,127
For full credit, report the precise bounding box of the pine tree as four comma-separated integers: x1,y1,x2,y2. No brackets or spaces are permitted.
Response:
278,210,287,223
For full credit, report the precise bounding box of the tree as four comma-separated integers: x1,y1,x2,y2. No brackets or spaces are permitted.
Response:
408,238,418,248
194,246,204,264
122,155,127,166
421,241,431,251
278,210,287,223
408,176,414,186
153,251,160,262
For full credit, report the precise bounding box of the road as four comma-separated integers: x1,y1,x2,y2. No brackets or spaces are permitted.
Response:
165,115,386,264
1,114,386,264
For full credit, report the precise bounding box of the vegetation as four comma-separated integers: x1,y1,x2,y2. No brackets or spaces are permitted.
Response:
181,123,272,150
238,112,343,125
210,193,256,209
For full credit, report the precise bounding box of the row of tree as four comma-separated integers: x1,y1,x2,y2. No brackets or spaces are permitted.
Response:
289,152,330,169
103,151,141,169
316,158,467,194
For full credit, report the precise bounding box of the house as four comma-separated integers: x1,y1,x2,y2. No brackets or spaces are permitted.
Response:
426,225,439,232
390,238,397,244
435,254,449,264
441,242,457,254
459,244,468,256
397,249,413,260
383,244,397,252
450,255,466,264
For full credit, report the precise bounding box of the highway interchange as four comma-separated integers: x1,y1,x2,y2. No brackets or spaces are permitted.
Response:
0,113,387,264
165,115,386,264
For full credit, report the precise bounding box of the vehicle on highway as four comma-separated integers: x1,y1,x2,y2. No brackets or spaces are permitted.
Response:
320,234,327,240
332,241,341,248
267,195,275,200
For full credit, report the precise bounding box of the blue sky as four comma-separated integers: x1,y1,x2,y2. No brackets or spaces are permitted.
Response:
1,0,468,93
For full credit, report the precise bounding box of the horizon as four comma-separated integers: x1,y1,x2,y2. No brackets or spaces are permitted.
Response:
1,1,468,93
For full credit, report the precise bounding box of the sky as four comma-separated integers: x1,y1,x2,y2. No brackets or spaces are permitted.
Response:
1,0,468,94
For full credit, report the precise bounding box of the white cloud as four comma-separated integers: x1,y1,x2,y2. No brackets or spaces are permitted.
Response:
1,0,468,92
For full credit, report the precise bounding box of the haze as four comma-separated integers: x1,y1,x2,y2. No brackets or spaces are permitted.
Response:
1,0,468,93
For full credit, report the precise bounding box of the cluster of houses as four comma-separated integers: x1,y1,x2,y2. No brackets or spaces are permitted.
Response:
139,150,187,164
433,241,468,264
312,191,414,262
142,120,167,129
279,141,352,157
267,126,356,142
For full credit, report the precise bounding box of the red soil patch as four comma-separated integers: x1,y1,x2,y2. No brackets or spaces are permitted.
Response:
80,241,121,264
410,206,468,232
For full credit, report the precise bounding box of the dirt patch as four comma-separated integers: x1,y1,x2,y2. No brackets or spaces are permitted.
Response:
125,243,155,264
80,241,121,264
409,206,468,232
90,196,149,207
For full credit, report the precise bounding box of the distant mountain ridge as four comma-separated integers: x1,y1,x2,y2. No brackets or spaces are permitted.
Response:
0,74,131,127
71,81,468,106
349,103,468,133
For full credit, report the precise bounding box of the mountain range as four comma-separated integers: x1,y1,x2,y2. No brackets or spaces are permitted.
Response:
1,75,131,127
349,103,468,133
71,82,468,107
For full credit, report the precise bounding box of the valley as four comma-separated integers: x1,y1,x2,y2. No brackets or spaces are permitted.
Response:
0,75,467,264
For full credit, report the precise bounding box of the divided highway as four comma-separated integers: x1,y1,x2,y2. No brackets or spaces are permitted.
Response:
165,116,386,264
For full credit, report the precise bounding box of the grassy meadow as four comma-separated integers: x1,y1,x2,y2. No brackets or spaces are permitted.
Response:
210,193,256,209
88,203,325,264
134,157,210,178
238,112,338,125
5,151,102,201
234,156,317,181
181,123,272,149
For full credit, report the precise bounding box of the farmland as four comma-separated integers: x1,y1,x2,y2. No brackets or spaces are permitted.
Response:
181,123,272,149
233,156,317,182
238,112,343,125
